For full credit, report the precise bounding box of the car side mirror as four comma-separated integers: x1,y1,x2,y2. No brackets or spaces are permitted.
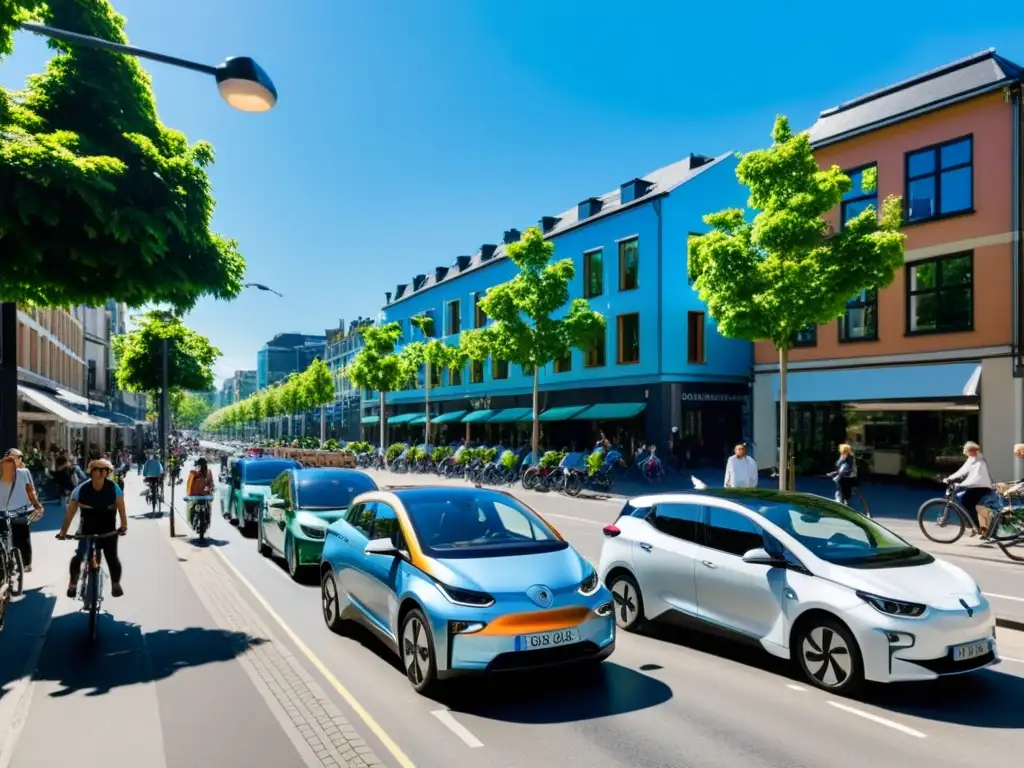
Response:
269,497,287,509
742,547,785,566
364,537,401,557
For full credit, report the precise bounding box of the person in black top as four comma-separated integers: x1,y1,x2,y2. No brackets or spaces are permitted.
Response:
56,459,128,598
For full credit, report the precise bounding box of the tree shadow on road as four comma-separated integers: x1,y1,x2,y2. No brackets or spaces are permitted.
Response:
32,616,265,699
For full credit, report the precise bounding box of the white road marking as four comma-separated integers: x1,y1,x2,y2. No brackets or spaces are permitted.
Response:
826,701,927,738
1000,655,1024,663
545,512,603,524
785,683,808,691
431,709,484,748
211,547,417,768
985,592,1024,603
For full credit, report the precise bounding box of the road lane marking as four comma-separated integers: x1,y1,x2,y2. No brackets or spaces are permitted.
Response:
545,512,604,524
826,701,927,738
785,683,808,691
211,547,417,768
986,592,1024,602
431,710,484,748
1001,655,1024,663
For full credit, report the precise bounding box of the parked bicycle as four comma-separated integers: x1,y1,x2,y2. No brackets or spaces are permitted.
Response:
63,530,122,641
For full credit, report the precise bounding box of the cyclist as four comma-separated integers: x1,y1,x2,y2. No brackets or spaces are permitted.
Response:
942,441,993,536
828,443,859,504
185,458,215,528
141,451,164,504
56,459,127,597
0,453,44,573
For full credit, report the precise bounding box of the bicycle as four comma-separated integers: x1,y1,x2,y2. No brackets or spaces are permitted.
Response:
144,479,162,515
917,481,980,544
976,483,1024,561
63,530,121,641
0,506,33,631
824,475,872,519
185,495,214,543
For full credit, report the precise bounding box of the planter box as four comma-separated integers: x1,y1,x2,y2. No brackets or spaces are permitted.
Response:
267,447,356,468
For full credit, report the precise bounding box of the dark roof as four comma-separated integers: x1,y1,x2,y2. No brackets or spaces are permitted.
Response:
808,49,1024,148
383,152,732,308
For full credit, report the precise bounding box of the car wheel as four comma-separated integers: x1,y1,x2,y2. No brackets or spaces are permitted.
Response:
400,608,438,695
285,534,301,580
608,572,645,632
321,570,345,634
257,517,272,557
795,616,864,695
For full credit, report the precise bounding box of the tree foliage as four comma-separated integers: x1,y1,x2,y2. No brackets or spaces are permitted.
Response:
172,391,212,430
302,358,335,410
112,310,220,395
0,0,244,309
343,322,406,396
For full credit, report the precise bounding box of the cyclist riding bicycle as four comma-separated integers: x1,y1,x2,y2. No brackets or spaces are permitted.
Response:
185,458,215,528
141,451,164,501
56,459,128,597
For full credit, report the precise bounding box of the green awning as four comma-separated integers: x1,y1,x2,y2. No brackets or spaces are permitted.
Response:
386,412,418,425
463,409,499,423
527,405,588,422
432,410,467,424
488,407,534,423
409,414,426,425
572,402,647,420
360,415,380,425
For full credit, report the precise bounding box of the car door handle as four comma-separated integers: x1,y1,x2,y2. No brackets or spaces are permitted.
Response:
702,560,717,569
639,542,653,552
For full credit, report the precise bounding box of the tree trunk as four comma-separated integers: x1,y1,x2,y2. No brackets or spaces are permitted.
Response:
531,368,540,466
320,404,326,447
424,360,431,446
379,391,388,451
778,346,789,491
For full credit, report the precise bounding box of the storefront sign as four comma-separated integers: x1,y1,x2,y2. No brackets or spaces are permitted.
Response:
680,392,747,403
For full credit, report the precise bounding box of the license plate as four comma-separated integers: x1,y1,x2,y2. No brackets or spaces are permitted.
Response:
952,640,990,662
515,627,581,651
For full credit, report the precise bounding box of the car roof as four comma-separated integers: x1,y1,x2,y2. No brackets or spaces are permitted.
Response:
237,457,299,468
295,467,375,482
627,487,834,512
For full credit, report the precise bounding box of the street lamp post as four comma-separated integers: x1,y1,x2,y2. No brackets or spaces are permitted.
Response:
0,21,276,454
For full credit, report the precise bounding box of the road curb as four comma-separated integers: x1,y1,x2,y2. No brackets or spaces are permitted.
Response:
996,616,1024,632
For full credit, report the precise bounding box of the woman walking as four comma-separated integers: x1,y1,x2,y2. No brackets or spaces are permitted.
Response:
1,451,45,572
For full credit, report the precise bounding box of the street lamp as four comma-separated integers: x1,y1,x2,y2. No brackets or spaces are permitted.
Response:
0,22,277,453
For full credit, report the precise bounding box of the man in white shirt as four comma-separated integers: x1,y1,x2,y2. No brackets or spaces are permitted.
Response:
724,443,758,488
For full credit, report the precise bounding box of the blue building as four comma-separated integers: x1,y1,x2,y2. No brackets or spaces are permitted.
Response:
375,151,753,465
256,332,328,390
324,319,369,441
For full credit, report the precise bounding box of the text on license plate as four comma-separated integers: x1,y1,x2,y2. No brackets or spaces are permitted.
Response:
953,640,990,662
515,628,582,651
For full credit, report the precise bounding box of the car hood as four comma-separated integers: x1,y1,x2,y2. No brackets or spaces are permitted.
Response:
823,556,979,608
241,484,271,500
429,546,589,593
295,508,348,525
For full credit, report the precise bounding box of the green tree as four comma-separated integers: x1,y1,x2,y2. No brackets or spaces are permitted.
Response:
402,314,466,444
301,358,336,446
344,322,405,449
113,312,221,424
461,227,604,462
688,116,905,490
278,377,299,437
173,392,212,430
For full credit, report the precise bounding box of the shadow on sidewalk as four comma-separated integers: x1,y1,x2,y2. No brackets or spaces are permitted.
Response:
33,616,265,699
0,588,58,701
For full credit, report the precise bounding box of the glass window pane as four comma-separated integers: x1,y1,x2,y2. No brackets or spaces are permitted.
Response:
936,286,973,330
706,507,763,557
841,196,877,226
939,167,972,214
940,139,971,169
907,177,936,221
907,149,936,178
939,254,972,286
910,293,937,332
910,261,937,291
652,503,702,543
620,239,639,290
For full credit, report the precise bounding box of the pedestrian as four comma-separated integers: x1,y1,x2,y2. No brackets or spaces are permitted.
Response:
1,452,44,572
828,444,858,504
723,443,758,488
943,441,994,536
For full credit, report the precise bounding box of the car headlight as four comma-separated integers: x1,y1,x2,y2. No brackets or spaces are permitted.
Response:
856,590,927,618
435,582,495,608
578,568,600,596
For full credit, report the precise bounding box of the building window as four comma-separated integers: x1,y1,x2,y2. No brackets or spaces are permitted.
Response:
841,164,877,227
906,252,973,334
553,354,571,373
430,365,442,388
585,327,606,368
905,136,973,223
492,358,508,380
618,238,639,291
838,289,878,342
792,325,817,347
448,365,462,386
470,359,484,383
617,313,640,365
473,293,487,328
87,359,96,390
687,311,705,363
584,249,603,298
446,300,461,335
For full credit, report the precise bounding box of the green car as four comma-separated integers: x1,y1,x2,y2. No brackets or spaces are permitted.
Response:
258,467,378,580
219,457,301,535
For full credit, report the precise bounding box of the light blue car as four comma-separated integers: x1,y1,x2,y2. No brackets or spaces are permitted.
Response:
319,486,616,694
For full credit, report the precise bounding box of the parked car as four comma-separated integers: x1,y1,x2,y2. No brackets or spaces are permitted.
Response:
320,486,615,694
260,468,378,579
219,456,300,535
598,487,998,695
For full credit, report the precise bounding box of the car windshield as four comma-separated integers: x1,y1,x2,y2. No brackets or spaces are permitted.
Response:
242,461,296,485
296,474,377,510
754,496,927,567
402,489,568,559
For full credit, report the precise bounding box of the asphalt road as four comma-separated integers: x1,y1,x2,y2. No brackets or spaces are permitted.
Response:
3,467,1023,767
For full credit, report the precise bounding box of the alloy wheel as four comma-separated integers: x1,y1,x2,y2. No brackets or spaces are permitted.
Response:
801,625,852,688
402,616,431,686
322,574,338,625
611,578,638,628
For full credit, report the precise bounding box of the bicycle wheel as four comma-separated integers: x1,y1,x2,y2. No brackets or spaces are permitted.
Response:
86,567,100,641
564,471,583,498
0,556,8,634
917,498,967,543
10,548,24,597
522,466,541,490
849,490,872,519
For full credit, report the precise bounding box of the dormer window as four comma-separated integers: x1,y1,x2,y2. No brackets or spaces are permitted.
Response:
619,178,653,204
577,198,602,220
540,216,561,234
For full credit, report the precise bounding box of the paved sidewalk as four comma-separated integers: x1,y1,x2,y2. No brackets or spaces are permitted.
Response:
0,474,385,768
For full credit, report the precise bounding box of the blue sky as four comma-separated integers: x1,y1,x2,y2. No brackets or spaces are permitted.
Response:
3,0,1024,383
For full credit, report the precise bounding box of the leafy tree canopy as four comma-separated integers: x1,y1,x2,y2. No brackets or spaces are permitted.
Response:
0,0,244,309
112,310,220,394
302,358,336,409
344,322,406,395
687,116,905,350
172,391,212,430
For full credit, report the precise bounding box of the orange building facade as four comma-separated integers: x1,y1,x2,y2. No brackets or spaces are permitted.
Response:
752,51,1024,481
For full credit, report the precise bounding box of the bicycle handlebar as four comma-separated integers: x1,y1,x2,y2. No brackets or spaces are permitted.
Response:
58,531,122,540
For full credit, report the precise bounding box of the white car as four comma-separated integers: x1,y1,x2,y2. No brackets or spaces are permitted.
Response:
597,488,999,694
